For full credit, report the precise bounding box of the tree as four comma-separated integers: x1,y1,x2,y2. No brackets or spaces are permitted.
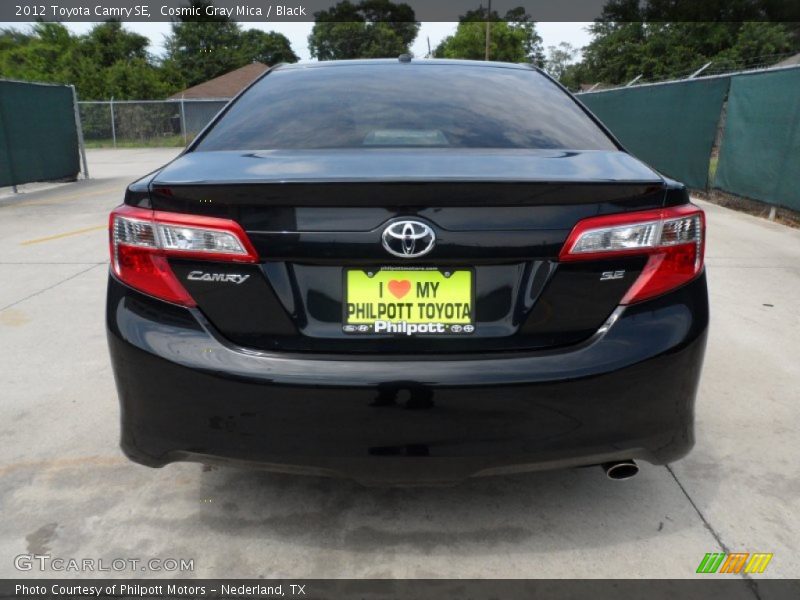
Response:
0,28,30,54
566,0,800,87
163,0,246,88
503,6,545,66
76,21,172,99
544,42,578,81
0,21,192,100
308,0,419,60
163,0,298,88
0,23,76,84
0,14,298,100
578,21,795,86
239,30,299,65
433,6,544,65
578,21,646,85
711,21,797,70
81,20,149,68
0,22,175,100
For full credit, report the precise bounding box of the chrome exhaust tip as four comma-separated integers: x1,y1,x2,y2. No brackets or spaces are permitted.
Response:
602,460,639,480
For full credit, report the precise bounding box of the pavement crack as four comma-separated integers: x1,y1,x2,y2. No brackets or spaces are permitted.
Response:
665,465,763,600
0,263,105,312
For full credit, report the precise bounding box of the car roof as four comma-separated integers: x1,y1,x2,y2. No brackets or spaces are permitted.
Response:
274,58,538,72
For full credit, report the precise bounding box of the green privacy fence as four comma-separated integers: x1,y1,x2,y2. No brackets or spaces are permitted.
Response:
0,80,81,187
578,77,730,189
577,66,800,211
714,68,800,212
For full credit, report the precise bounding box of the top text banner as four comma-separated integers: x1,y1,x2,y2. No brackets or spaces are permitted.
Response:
3,0,612,22
4,0,798,22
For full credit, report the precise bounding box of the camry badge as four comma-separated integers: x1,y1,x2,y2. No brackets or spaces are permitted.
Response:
187,271,250,284
381,220,436,258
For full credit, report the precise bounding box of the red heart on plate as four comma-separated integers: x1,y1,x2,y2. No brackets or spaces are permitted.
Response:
388,279,411,299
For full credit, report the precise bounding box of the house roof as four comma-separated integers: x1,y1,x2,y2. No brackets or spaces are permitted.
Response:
168,62,270,100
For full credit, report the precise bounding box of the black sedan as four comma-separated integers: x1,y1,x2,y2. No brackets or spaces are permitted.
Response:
107,58,708,485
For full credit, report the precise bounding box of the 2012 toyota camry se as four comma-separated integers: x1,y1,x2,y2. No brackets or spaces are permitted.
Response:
107,58,708,485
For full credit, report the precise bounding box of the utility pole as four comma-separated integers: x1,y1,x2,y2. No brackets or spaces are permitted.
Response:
427,36,431,58
485,0,492,61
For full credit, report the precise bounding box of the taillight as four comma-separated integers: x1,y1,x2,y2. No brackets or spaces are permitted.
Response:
109,205,258,306
559,204,705,304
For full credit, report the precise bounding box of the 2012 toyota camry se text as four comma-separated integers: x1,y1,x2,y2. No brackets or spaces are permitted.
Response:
106,59,708,485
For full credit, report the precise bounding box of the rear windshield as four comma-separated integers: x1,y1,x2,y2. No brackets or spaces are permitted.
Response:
195,64,616,151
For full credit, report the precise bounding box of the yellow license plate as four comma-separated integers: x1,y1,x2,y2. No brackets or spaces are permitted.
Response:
344,268,474,335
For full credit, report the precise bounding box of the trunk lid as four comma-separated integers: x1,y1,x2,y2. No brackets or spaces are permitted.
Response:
145,149,665,353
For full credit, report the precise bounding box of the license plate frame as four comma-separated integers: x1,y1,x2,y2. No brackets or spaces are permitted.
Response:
343,267,475,336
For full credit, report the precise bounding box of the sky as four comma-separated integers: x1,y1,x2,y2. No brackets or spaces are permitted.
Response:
0,21,593,62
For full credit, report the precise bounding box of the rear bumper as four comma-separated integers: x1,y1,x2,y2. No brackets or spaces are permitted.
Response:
107,272,708,485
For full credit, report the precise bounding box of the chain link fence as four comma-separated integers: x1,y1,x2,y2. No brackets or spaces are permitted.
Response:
78,99,228,148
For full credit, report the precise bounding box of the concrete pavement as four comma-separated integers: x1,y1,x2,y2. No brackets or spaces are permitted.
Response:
0,149,798,583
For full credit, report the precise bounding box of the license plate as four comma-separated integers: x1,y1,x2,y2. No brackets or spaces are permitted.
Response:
344,268,474,335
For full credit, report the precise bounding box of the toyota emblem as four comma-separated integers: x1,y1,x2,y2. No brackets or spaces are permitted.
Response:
381,220,436,258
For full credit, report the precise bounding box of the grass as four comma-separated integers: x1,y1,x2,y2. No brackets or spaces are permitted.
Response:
708,156,719,184
84,134,188,149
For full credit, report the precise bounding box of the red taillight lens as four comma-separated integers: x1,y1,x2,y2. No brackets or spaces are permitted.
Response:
109,206,258,306
559,204,705,304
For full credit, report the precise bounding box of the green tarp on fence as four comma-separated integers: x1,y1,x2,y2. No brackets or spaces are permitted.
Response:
0,80,80,187
578,77,730,189
715,69,800,212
